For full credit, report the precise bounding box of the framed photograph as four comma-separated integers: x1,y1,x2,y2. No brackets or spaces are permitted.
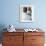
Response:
20,5,34,22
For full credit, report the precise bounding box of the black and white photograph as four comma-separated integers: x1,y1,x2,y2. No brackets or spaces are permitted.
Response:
20,5,34,22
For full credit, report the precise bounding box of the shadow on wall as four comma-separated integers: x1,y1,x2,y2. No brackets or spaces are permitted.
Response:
0,24,7,43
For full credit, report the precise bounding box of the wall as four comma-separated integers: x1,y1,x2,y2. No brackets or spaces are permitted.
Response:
0,0,46,29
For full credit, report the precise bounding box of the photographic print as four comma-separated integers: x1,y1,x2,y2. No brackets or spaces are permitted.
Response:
20,5,34,22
